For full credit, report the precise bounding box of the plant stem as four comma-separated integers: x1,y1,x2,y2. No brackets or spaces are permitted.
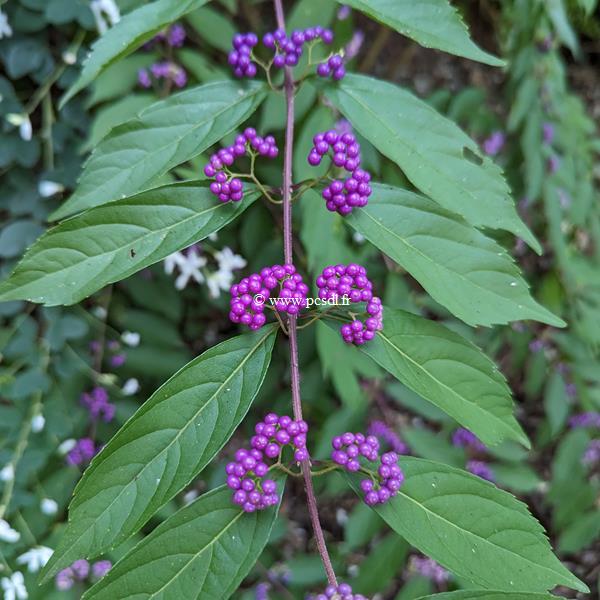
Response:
274,0,338,587
0,344,49,520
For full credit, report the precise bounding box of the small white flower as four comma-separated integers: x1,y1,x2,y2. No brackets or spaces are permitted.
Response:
62,50,77,65
31,415,45,433
122,378,140,396
40,498,58,515
352,231,366,244
335,507,348,526
208,232,218,242
17,547,53,573
174,249,207,290
93,306,107,319
90,0,120,34
6,113,32,141
57,439,76,455
121,331,140,347
0,519,20,543
205,269,233,299
0,464,14,482
1,571,27,600
164,251,186,275
215,247,246,272
19,118,32,142
38,181,64,198
0,10,13,39
183,490,198,504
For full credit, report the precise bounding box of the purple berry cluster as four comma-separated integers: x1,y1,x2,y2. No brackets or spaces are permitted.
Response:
583,439,600,467
409,555,450,584
466,460,495,482
66,438,97,467
80,386,115,423
307,130,372,215
451,427,487,453
331,432,404,506
204,128,279,203
316,263,383,345
264,27,333,69
227,27,347,81
159,23,186,48
56,559,112,591
316,53,346,80
228,32,259,78
313,583,367,600
569,411,600,429
229,264,309,330
226,413,309,512
138,61,187,89
368,420,409,455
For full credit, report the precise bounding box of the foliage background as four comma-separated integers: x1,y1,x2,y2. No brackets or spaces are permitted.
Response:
0,0,598,598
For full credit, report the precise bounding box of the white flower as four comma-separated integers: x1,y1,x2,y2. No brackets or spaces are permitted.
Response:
352,231,366,244
57,439,76,455
183,490,198,504
93,306,107,319
215,247,246,272
208,232,218,242
122,378,140,396
17,547,53,573
38,181,64,198
121,331,140,347
90,0,120,34
0,519,20,543
1,572,27,600
0,464,14,482
62,50,77,65
6,114,32,141
40,498,58,515
31,415,45,433
164,251,186,275
0,10,13,39
206,269,234,299
174,249,207,290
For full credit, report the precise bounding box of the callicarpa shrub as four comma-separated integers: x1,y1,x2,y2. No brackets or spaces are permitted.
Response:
0,0,591,599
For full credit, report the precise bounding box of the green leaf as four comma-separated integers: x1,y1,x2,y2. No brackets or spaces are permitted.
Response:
61,0,211,106
349,457,588,593
0,182,257,306
543,372,569,436
336,0,504,66
186,6,236,52
52,80,267,220
40,328,277,583
321,74,540,252
414,592,564,600
83,482,283,599
332,308,529,448
346,184,563,327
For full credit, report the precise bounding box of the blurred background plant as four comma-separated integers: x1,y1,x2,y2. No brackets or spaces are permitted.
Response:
0,0,598,598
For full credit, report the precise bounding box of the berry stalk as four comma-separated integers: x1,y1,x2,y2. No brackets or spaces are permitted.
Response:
273,0,338,587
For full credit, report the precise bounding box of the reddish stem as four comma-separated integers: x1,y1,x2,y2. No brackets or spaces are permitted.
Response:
273,0,338,587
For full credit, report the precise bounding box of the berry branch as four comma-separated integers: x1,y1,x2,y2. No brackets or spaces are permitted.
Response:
273,0,338,588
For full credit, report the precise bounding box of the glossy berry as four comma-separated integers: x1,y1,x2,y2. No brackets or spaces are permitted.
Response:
316,53,346,81
313,583,367,599
204,128,279,203
226,414,309,511
307,130,372,215
316,263,383,345
331,429,404,506
229,264,309,330
229,33,259,78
